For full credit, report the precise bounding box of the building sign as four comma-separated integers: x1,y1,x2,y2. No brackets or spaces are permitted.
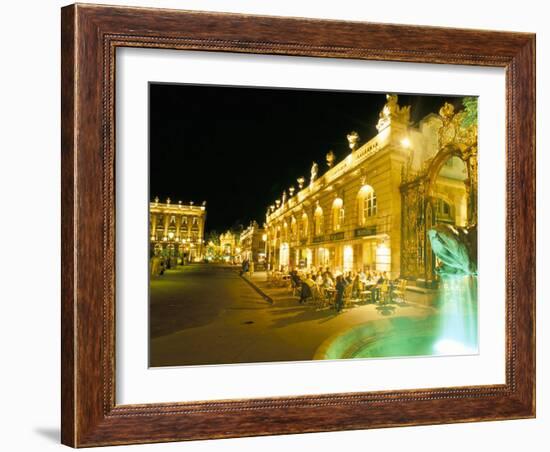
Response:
312,236,325,244
329,231,345,241
354,226,377,237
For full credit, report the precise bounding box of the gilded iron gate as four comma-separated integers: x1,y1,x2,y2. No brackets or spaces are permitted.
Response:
400,100,478,282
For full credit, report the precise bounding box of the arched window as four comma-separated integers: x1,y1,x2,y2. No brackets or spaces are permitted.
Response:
332,198,344,231
357,185,377,225
314,206,324,236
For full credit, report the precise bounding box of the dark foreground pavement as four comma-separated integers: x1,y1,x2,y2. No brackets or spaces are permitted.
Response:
149,263,433,367
150,264,253,338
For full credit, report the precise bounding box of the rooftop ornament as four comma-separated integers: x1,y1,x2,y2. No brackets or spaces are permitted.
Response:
297,177,305,189
326,150,336,167
289,186,295,196
346,131,360,151
310,162,318,185
376,93,411,132
438,101,478,152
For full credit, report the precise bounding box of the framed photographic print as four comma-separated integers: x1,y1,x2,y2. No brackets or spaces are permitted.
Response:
61,3,536,447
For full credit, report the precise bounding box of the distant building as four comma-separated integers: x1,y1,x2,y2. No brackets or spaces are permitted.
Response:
219,230,238,263
238,221,267,268
150,197,206,263
264,94,477,282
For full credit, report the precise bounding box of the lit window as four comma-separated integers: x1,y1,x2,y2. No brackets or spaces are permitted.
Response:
332,198,344,231
435,198,452,221
358,185,377,224
366,191,377,217
343,245,354,272
314,207,323,236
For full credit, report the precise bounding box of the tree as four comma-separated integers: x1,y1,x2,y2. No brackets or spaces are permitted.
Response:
461,96,478,128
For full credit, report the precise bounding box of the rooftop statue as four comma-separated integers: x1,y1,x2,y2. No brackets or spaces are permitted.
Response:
326,150,335,168
376,93,411,132
310,162,318,184
346,131,360,151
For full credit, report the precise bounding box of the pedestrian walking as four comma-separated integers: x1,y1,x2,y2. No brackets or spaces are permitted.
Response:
335,275,347,312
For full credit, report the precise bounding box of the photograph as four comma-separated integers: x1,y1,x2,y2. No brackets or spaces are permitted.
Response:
148,84,479,367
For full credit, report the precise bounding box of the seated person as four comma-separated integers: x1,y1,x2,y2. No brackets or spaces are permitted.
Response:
299,274,314,304
351,274,361,297
289,269,301,287
315,272,324,286
323,273,335,289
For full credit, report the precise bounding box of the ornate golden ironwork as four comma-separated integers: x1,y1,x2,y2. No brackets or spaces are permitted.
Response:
400,99,478,280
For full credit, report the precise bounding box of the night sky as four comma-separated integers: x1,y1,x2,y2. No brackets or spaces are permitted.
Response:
149,83,464,234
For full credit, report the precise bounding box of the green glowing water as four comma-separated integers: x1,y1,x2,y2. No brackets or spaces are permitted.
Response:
433,275,478,355
317,221,480,360
317,275,478,360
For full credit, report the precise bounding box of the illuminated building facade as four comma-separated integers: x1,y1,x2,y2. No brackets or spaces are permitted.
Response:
238,221,267,268
219,230,238,262
265,94,477,282
150,197,206,263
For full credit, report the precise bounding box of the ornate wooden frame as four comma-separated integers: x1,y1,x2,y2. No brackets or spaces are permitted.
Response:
61,3,536,447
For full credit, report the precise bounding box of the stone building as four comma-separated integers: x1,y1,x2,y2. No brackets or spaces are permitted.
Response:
219,230,238,263
150,197,206,263
238,221,267,268
264,94,477,283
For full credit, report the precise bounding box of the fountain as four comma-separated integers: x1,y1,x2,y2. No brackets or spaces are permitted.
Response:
314,224,478,361
427,224,478,355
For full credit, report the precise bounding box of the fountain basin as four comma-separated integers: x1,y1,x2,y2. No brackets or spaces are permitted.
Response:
314,315,477,360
